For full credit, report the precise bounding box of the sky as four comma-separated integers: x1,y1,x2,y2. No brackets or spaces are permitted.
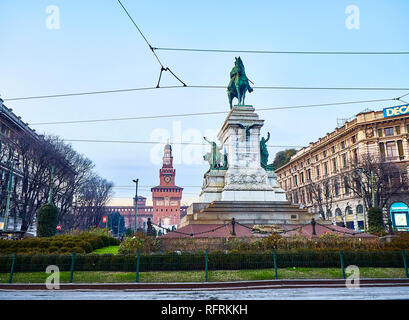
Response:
1,0,409,205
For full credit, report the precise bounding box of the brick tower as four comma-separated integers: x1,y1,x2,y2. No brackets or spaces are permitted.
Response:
151,143,183,229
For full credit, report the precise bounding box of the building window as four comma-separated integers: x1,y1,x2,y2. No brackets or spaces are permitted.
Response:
351,135,357,144
353,149,358,163
315,155,318,161
384,127,394,136
386,141,398,158
344,177,350,194
356,205,363,214
335,208,342,216
307,169,311,181
395,126,401,135
324,162,328,175
342,154,347,168
345,206,353,215
316,166,320,178
341,141,345,149
300,172,304,184
397,140,404,160
377,128,383,137
332,158,337,172
323,151,327,158
331,146,335,154
334,180,339,196
379,142,385,158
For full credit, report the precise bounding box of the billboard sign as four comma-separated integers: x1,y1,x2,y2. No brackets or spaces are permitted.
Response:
390,202,409,231
383,104,409,118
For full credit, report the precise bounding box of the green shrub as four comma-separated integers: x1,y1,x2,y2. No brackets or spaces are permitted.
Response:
48,246,59,254
76,241,93,253
368,207,385,235
37,204,59,237
70,247,85,254
50,240,64,248
118,232,158,254
64,241,76,248
37,240,50,248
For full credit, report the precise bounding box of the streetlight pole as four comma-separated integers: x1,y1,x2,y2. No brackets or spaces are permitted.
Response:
133,179,139,233
48,165,55,204
371,170,375,208
358,170,367,232
3,158,19,231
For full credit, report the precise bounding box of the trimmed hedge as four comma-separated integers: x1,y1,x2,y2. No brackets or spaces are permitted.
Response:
0,250,407,273
0,233,119,255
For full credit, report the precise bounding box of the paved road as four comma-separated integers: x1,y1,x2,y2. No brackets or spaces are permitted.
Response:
1,286,409,300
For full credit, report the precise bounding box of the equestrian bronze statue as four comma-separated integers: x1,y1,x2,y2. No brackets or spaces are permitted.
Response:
227,57,253,109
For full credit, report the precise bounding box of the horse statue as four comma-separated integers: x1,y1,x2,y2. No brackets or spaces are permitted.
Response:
227,57,253,109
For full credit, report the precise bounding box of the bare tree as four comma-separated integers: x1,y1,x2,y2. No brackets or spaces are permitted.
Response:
340,154,409,211
71,175,114,230
1,132,113,233
45,135,94,229
305,177,333,219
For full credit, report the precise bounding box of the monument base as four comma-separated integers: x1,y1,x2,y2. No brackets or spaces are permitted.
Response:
180,201,316,228
183,102,315,232
220,190,284,201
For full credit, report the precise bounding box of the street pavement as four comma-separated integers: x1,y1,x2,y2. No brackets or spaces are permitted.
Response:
1,286,409,300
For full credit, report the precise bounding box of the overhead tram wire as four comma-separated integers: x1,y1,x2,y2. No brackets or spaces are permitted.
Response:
3,85,185,102
4,86,409,102
152,47,409,55
59,139,304,149
116,0,186,87
28,97,396,126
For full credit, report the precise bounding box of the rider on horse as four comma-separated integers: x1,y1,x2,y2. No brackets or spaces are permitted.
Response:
227,57,253,108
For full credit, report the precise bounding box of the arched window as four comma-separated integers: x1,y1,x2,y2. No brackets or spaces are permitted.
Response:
335,208,342,216
356,204,363,214
345,206,353,215
326,210,332,218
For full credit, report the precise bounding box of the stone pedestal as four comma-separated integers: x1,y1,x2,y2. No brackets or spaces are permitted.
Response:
199,105,286,202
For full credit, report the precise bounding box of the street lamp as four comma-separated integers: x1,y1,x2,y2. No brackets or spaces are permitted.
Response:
356,168,367,232
133,179,139,233
48,165,55,204
3,157,20,231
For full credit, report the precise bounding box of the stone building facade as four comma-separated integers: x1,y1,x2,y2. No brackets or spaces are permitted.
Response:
275,108,409,231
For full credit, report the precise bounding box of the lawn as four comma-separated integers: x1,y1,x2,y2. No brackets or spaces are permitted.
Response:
0,268,406,283
91,246,119,254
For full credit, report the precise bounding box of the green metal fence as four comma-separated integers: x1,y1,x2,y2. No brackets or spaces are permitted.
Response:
1,250,408,283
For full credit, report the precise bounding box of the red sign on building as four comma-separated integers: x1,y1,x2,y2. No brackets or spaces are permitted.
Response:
102,216,107,223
